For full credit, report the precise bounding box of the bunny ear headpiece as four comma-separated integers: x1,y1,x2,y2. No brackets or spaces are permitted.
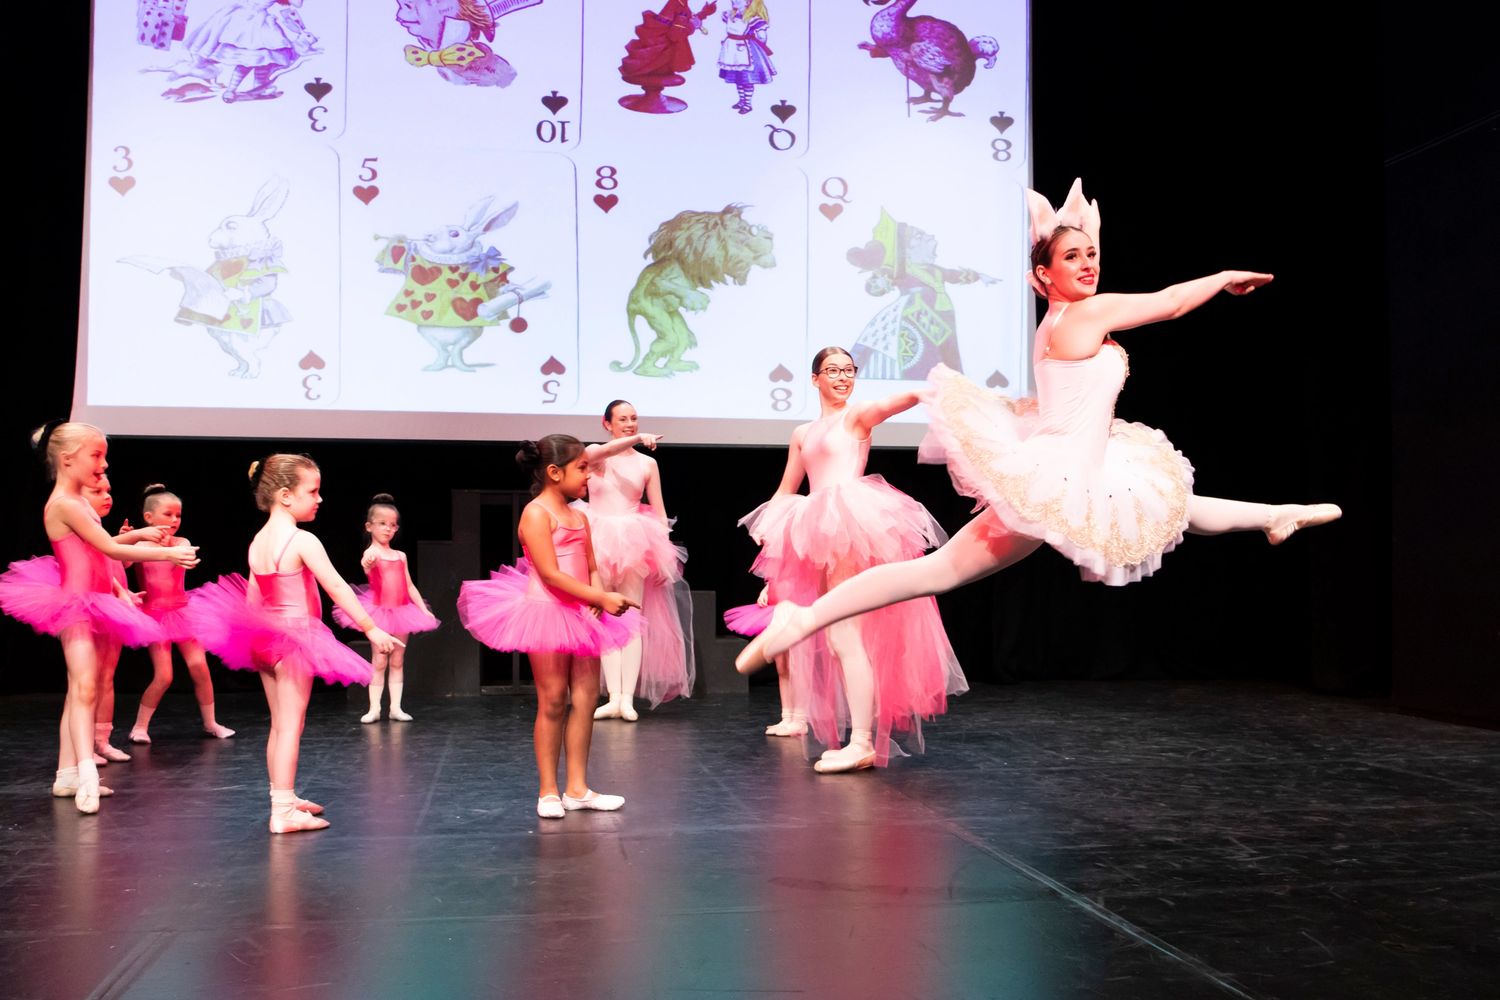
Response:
1025,177,1100,295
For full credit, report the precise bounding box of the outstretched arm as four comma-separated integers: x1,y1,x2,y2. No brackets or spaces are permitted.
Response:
52,499,197,567
850,391,921,438
1049,270,1273,358
585,433,663,462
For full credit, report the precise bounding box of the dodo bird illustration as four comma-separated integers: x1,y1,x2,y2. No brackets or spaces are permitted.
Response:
860,0,998,122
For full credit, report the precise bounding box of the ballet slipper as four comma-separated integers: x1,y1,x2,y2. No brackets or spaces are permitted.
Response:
562,789,624,812
389,707,413,722
269,808,329,834
203,723,235,739
620,701,638,723
765,719,808,738
593,699,622,720
294,797,324,815
736,602,814,673
537,794,566,819
128,727,151,744
75,776,102,814
1266,503,1343,545
92,752,108,766
360,708,381,724
52,780,113,798
813,743,877,774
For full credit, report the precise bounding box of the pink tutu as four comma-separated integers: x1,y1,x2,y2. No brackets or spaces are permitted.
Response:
723,602,774,636
331,587,440,635
458,559,644,658
632,577,695,706
146,598,205,645
190,575,373,686
740,477,948,603
919,362,1195,585
0,555,162,648
573,502,685,584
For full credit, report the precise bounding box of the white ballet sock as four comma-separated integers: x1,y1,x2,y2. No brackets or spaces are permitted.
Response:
389,683,411,721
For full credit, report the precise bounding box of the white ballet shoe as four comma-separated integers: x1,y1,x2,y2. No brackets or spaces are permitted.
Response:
562,789,624,812
389,707,413,722
203,723,236,739
269,807,329,834
1266,503,1342,545
813,744,877,774
52,780,113,798
75,777,102,814
360,708,381,724
765,719,808,737
294,796,324,816
735,603,813,673
593,700,622,720
92,752,108,766
128,727,151,745
95,742,130,763
537,794,566,820
620,701,638,723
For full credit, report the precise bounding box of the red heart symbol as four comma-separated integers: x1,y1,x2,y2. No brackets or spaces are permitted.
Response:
541,90,569,115
451,296,482,321
299,351,326,370
420,309,434,320
239,318,253,329
846,240,886,271
594,193,618,213
448,264,461,273
539,355,566,375
423,291,437,302
468,281,480,291
818,203,843,221
458,272,470,281
109,176,135,196
402,287,415,297
390,245,406,265
395,303,407,313
446,278,461,288
352,184,380,205
985,369,1009,388
410,264,442,285
768,364,793,383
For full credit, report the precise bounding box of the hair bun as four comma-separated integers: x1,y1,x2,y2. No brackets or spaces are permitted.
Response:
371,492,396,505
515,440,541,469
247,459,263,485
142,482,170,498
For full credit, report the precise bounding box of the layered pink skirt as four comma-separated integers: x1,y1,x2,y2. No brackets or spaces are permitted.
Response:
190,575,373,686
739,478,966,764
458,559,644,659
331,590,440,635
0,556,162,648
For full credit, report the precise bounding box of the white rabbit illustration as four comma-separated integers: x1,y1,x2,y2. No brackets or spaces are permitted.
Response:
122,176,292,378
376,195,551,372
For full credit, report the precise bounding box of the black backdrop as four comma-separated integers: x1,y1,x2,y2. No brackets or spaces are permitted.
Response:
3,3,1485,706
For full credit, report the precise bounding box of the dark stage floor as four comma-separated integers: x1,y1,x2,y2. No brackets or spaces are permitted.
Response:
0,682,1496,999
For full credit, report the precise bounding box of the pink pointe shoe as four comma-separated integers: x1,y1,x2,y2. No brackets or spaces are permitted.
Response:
1266,503,1342,545
735,603,813,673
52,779,113,799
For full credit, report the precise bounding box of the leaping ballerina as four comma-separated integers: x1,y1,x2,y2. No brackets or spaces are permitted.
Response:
738,178,1342,671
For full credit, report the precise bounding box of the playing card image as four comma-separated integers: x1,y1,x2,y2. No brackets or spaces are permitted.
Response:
858,0,998,122
583,0,810,158
89,139,341,409
336,147,578,415
577,153,808,420
807,166,1025,402
346,0,581,151
95,0,348,139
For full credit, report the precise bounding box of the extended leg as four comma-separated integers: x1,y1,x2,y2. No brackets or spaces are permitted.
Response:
1187,495,1342,544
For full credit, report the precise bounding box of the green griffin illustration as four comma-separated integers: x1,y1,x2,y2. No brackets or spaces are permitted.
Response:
613,204,776,377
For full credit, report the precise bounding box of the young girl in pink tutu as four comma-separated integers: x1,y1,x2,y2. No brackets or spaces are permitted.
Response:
84,475,137,765
576,401,694,722
739,179,1343,671
739,349,966,773
192,454,401,834
128,484,235,744
723,580,803,737
458,435,642,819
0,422,197,814
332,493,439,724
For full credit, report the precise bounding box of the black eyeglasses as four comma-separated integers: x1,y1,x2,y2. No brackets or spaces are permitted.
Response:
818,365,859,378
